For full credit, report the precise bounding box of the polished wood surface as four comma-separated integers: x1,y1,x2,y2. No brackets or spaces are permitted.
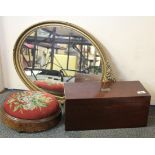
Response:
65,81,150,99
64,81,151,131
0,106,62,132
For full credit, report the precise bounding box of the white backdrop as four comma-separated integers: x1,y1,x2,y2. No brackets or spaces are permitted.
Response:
0,53,4,91
0,16,155,103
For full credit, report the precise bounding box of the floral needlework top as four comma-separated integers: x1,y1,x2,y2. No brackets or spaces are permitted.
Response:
7,91,53,113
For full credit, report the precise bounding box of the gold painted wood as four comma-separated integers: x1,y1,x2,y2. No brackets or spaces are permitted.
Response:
13,21,115,99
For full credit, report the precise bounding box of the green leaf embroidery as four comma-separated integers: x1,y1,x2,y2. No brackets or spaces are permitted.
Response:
13,105,21,112
8,98,15,104
9,103,12,109
14,102,19,105
8,91,53,113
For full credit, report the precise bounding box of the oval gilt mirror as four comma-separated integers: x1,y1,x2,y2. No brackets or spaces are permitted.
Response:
13,21,114,99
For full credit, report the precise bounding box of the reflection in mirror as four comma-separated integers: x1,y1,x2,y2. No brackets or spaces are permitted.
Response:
20,26,102,95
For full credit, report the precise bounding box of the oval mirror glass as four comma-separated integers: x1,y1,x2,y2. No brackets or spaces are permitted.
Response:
14,21,114,98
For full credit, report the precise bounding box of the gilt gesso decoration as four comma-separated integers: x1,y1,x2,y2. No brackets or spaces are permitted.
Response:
13,21,114,99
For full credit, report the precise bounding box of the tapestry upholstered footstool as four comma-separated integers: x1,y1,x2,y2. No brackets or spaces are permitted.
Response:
0,91,62,132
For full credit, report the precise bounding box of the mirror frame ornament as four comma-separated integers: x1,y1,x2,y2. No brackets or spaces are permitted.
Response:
13,21,115,99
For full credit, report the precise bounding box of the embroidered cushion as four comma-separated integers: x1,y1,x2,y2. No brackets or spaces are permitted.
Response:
34,79,64,95
4,91,60,120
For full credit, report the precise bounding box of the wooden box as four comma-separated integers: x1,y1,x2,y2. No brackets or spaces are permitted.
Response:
64,81,151,131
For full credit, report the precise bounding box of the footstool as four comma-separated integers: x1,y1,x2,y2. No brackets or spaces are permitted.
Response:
0,91,62,132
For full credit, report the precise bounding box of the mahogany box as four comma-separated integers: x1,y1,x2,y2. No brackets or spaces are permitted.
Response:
64,81,151,131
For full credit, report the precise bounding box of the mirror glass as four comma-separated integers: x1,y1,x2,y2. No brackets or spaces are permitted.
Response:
20,25,103,96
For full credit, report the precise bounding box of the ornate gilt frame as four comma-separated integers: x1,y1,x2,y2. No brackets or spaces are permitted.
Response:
13,21,115,99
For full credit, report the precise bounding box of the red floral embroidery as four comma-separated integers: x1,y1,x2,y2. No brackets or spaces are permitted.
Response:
4,91,60,120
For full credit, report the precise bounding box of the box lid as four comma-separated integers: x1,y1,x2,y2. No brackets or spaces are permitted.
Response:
64,81,151,100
